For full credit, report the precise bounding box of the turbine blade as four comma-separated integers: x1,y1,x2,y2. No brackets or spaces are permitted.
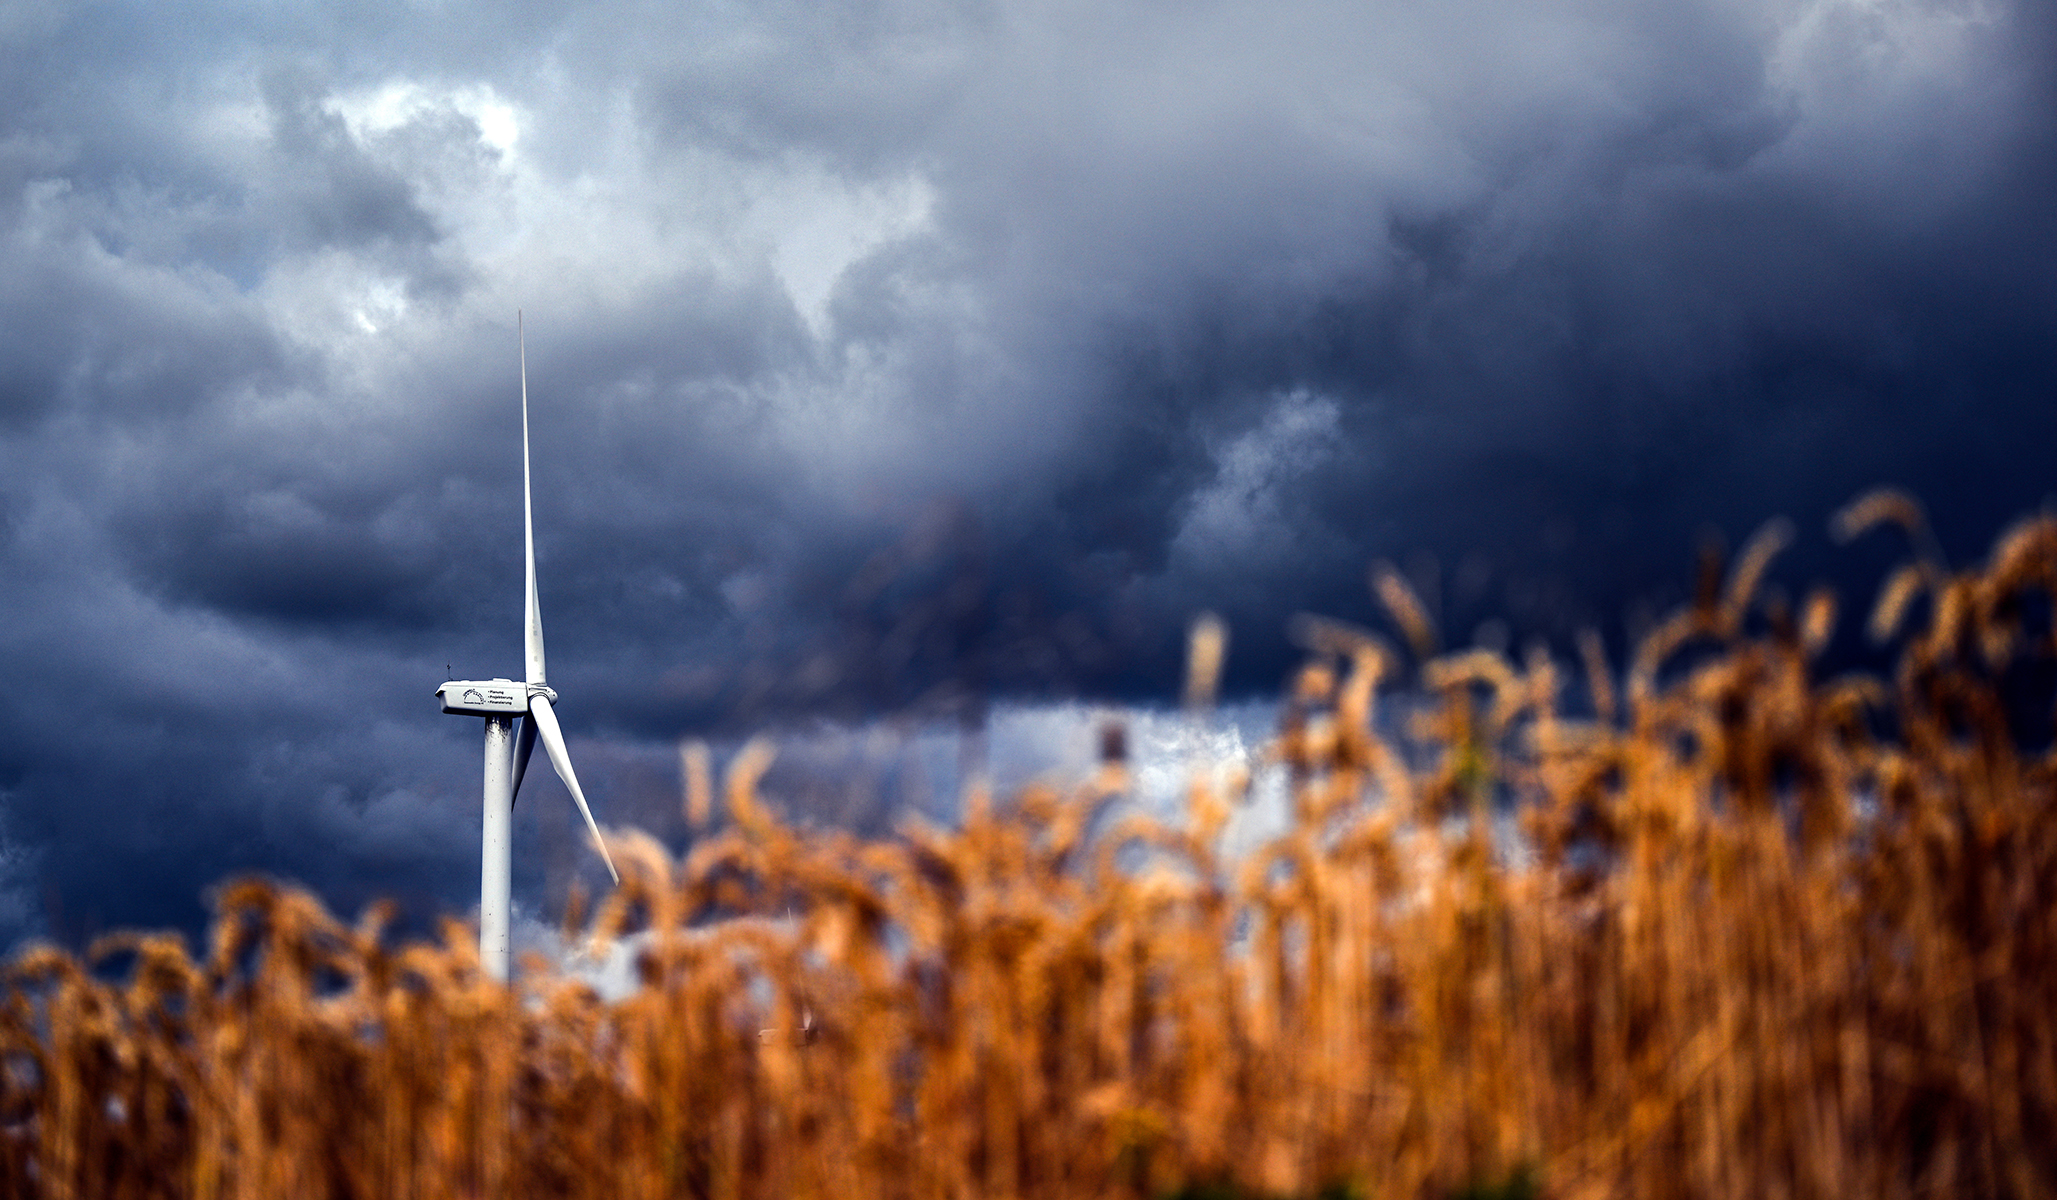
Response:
527,694,618,884
509,714,538,807
521,312,546,686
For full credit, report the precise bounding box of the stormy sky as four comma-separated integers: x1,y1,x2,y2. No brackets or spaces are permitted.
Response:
1,0,2051,946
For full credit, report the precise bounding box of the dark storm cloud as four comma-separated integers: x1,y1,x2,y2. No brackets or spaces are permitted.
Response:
0,0,2051,945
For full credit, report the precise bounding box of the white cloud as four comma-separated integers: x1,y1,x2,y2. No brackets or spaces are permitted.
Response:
1172,388,1343,567
754,168,936,340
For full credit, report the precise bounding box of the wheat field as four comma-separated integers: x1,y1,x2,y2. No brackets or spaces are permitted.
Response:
5,490,2056,1199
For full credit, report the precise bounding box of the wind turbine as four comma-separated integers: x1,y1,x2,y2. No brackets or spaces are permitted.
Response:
437,314,619,982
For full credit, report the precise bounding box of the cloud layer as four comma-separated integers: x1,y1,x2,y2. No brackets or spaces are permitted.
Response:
0,0,2051,943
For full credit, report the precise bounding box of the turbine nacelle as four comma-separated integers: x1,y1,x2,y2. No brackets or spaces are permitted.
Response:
437,679,535,717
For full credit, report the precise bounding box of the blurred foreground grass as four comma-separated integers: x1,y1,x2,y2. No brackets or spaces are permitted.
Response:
6,491,2057,1199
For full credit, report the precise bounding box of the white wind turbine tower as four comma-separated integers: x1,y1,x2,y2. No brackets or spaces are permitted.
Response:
437,314,619,982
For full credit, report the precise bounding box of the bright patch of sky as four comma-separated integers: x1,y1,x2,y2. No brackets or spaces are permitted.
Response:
753,169,936,340
326,80,522,155
1172,387,1343,567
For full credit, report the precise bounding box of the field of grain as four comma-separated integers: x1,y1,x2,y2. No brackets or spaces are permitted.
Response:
5,491,2055,1199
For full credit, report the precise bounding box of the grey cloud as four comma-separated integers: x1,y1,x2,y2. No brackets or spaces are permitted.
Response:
0,204,288,426
607,0,987,166
261,67,443,252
